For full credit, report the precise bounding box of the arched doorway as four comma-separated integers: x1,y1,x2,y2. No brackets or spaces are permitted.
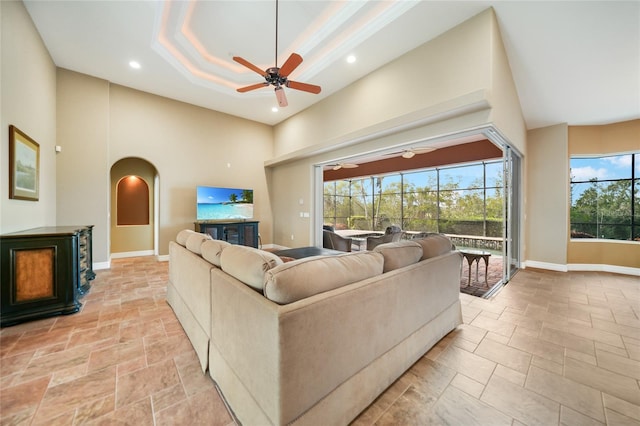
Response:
110,158,158,258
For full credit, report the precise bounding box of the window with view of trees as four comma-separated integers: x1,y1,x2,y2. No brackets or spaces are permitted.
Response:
570,153,639,242
324,160,504,237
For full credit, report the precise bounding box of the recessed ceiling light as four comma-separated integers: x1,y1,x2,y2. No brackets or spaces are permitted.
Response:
271,107,278,112
346,55,356,64
129,61,141,69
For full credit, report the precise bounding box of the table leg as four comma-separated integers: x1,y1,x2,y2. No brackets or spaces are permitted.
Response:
485,256,490,286
467,258,472,287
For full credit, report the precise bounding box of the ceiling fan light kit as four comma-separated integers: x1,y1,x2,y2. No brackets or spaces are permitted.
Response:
233,0,321,107
274,86,288,107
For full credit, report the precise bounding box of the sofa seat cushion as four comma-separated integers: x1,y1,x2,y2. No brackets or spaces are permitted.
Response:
220,245,283,291
176,229,197,246
263,251,384,304
373,240,423,272
201,239,231,267
415,234,454,260
185,232,213,255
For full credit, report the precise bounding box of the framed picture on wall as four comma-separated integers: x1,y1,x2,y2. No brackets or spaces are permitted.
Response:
9,125,40,201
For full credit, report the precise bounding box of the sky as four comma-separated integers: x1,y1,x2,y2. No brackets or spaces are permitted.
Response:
571,154,635,182
570,154,638,204
380,161,503,190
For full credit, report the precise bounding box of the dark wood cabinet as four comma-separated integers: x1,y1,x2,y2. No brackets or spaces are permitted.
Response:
195,221,259,248
1,226,95,327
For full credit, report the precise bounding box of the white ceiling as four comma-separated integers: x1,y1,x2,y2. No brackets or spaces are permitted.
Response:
24,1,640,128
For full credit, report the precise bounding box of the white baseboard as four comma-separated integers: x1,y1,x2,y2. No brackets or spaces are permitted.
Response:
110,250,155,259
93,253,167,270
93,261,111,270
568,263,640,276
523,260,639,276
522,260,568,272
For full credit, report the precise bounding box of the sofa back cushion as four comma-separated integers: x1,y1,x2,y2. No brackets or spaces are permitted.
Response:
185,232,213,255
373,240,423,272
220,246,283,291
201,239,231,267
415,233,454,260
176,229,197,246
263,251,384,305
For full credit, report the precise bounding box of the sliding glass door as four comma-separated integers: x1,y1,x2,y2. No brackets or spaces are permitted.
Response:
317,126,523,296
503,145,522,282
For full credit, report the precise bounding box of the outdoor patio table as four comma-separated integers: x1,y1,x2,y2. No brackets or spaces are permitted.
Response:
460,249,492,287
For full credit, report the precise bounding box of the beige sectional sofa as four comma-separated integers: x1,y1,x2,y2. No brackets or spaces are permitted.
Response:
167,230,463,426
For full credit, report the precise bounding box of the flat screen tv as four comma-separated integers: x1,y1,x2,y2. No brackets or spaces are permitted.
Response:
196,186,254,221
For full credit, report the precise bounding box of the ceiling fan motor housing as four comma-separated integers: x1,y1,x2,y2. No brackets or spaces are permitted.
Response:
266,67,287,87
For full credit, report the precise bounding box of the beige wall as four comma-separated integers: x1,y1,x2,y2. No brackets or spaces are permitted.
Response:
568,119,640,154
269,8,525,248
107,85,274,258
525,120,640,271
110,158,156,254
56,70,110,262
487,9,526,155
1,0,57,233
567,119,640,269
273,9,494,158
270,162,314,246
525,124,569,268
56,72,274,263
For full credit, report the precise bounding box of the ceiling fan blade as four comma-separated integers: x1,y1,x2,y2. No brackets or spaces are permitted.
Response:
286,80,322,94
279,53,303,77
330,163,358,170
237,82,269,93
412,147,437,154
233,56,267,77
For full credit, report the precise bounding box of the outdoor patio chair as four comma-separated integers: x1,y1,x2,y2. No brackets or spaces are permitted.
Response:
366,225,403,250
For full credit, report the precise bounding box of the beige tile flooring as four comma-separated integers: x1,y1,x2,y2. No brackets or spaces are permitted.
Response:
1,257,639,425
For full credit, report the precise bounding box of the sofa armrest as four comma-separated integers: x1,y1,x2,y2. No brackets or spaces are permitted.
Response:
169,241,215,329
209,270,282,419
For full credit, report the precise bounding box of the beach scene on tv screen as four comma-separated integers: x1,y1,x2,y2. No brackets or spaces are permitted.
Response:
197,186,253,220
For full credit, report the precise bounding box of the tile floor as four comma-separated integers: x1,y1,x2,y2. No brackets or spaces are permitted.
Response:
1,257,639,425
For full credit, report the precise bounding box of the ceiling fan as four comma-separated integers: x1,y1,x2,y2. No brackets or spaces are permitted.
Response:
328,163,359,171
387,147,438,159
233,0,321,107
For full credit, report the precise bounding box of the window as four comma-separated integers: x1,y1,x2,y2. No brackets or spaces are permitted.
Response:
570,153,639,241
403,170,438,231
323,160,504,237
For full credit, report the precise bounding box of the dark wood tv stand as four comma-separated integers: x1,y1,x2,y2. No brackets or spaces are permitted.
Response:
195,221,259,248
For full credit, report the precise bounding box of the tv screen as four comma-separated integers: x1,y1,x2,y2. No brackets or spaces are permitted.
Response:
196,186,254,221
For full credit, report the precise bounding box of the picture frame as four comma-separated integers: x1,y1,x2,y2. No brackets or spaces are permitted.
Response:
9,125,40,201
